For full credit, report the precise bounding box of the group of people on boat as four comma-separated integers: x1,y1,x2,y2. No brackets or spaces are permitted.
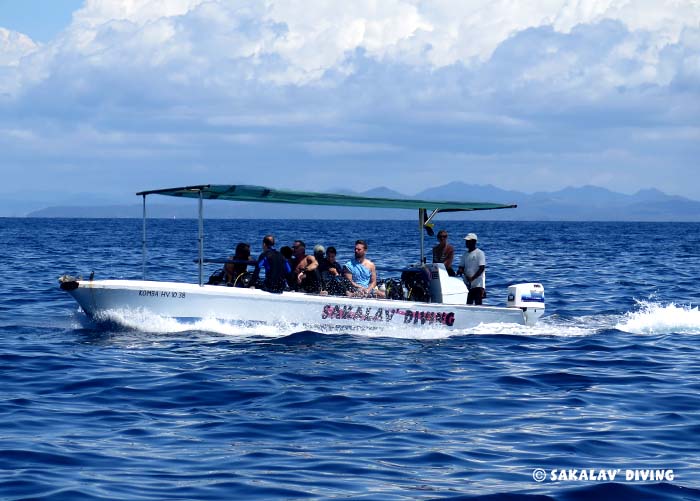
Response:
209,230,486,304
208,234,385,298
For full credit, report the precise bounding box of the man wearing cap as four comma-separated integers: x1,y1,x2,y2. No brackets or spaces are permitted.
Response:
457,233,486,305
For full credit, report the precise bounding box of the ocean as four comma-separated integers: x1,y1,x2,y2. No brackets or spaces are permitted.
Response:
1,218,699,500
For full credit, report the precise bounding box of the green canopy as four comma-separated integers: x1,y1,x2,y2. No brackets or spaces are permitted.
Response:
137,184,516,212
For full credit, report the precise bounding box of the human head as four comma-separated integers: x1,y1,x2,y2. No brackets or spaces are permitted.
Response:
327,246,337,261
262,235,275,249
234,242,250,259
354,239,367,259
313,244,325,260
292,240,306,257
437,230,448,242
464,233,477,250
280,246,293,259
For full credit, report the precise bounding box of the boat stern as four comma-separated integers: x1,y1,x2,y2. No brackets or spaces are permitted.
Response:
507,283,545,326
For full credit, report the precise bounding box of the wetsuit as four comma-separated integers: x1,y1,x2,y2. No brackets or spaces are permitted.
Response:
251,248,290,293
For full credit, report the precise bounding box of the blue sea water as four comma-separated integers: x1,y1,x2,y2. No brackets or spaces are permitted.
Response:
1,217,700,500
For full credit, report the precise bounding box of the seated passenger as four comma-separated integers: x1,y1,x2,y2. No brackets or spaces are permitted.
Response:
249,235,290,293
318,246,346,294
280,245,293,264
318,246,343,278
278,245,293,286
343,240,385,298
224,242,252,286
291,240,320,293
313,244,325,264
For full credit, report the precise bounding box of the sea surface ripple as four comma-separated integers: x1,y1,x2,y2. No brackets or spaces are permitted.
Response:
1,218,699,500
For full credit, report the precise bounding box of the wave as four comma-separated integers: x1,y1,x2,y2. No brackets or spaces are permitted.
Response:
615,300,700,335
74,306,589,340
74,298,700,340
83,308,285,337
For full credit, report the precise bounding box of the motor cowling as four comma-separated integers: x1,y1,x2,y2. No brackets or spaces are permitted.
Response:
507,283,545,326
428,263,468,305
507,283,545,309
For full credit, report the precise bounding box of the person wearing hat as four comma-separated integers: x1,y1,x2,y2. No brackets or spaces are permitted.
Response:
457,233,486,305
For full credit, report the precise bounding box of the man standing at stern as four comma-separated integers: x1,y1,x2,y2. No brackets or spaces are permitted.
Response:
457,233,485,305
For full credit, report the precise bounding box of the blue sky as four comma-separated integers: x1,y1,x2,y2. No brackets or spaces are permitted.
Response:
1,0,699,205
0,0,83,42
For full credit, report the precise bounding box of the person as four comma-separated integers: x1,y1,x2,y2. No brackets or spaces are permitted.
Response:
249,235,290,293
343,240,385,298
280,245,294,264
224,242,252,286
432,230,455,276
291,240,320,292
318,246,344,295
457,233,485,305
279,245,296,288
319,246,343,277
313,244,325,264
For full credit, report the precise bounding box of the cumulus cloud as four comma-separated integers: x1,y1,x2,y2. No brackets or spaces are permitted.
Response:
0,0,699,198
0,28,38,66
4,0,698,92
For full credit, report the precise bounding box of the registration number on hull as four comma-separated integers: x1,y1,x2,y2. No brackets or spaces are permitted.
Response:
138,290,186,299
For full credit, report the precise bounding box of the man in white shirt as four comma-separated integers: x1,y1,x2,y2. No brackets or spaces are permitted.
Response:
457,233,485,305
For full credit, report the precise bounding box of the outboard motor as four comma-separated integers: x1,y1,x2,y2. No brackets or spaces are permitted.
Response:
507,283,545,325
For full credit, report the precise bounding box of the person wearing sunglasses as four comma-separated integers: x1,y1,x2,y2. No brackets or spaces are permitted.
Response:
432,230,456,276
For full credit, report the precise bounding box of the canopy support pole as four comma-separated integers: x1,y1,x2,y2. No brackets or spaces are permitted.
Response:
198,190,204,286
419,208,425,264
142,194,147,280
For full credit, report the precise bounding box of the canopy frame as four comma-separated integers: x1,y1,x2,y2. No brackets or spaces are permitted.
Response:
138,184,517,284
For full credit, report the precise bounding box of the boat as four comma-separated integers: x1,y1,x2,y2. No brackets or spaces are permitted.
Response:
59,184,545,330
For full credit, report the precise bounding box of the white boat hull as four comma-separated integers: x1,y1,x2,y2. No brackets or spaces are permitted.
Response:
62,279,544,330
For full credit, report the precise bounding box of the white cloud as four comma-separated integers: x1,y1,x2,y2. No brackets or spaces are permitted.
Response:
0,28,40,96
0,28,38,66
0,0,699,199
4,0,698,89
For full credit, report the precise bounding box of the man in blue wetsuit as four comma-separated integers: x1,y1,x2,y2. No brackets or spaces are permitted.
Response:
250,234,290,293
343,239,385,298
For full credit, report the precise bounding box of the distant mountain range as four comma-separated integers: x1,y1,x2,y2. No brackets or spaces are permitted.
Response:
16,182,700,221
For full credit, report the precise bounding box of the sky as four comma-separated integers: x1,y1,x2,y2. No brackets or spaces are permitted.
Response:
1,0,699,204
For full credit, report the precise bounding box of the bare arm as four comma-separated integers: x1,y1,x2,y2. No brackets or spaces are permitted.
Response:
368,261,377,290
444,246,454,269
296,256,319,283
305,255,319,272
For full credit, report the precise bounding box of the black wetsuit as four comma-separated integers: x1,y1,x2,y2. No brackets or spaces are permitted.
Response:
251,248,289,293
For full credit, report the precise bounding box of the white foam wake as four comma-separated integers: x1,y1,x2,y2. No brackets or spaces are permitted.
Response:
615,300,700,335
85,307,581,340
79,300,700,340
90,308,287,337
